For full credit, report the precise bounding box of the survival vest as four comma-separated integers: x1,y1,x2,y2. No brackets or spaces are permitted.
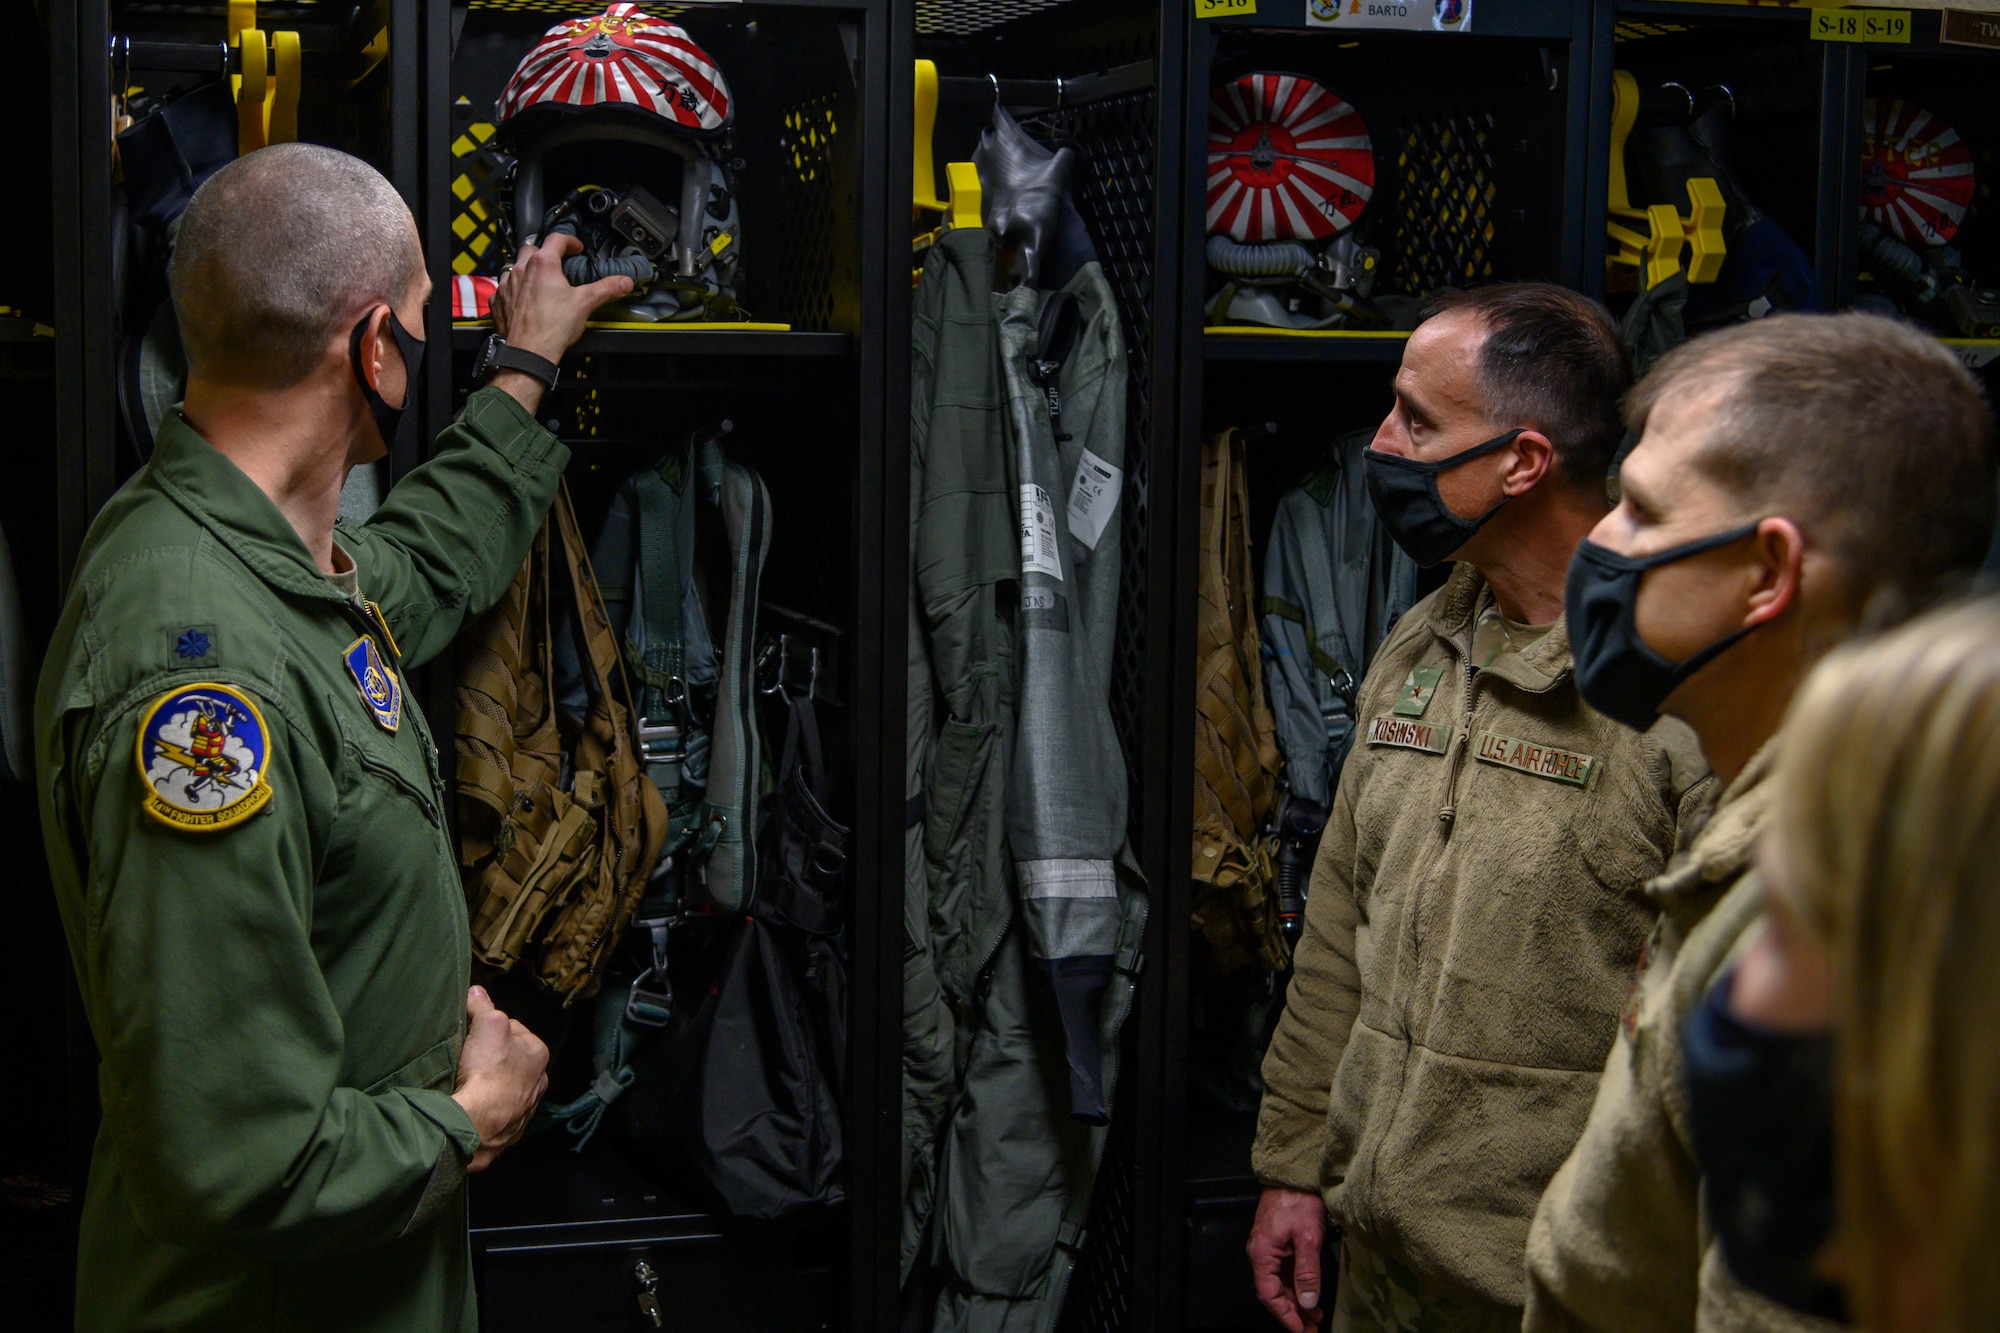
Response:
457,484,668,1001
587,427,770,911
1190,426,1288,976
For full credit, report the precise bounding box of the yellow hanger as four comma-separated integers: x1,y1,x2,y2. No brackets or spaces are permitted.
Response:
945,161,981,233
914,60,948,216
269,31,301,145
230,3,301,153
1606,71,1726,290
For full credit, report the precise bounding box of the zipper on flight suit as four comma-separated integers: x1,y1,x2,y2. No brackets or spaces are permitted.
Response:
1437,647,1479,831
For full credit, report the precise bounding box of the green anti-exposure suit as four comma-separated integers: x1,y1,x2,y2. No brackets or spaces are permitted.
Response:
902,226,1146,1332
37,389,565,1332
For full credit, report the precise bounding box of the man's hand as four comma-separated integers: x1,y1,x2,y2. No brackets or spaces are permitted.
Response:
451,985,550,1172
485,232,632,416
1248,1187,1328,1331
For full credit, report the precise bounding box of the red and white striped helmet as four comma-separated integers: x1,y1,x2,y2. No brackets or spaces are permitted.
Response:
1861,98,1975,247
495,3,732,136
1208,73,1374,243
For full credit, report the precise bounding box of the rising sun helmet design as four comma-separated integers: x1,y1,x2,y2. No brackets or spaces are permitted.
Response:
1205,73,1383,331
495,3,746,321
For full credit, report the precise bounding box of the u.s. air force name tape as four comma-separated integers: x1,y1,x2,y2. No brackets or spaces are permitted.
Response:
1474,731,1596,788
134,682,275,831
1368,715,1450,755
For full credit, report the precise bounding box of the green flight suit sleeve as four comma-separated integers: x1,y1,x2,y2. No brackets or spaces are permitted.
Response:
1252,756,1365,1194
340,387,571,670
72,686,481,1258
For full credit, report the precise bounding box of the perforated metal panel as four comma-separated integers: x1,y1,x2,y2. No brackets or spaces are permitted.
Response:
915,0,1078,37
1034,83,1158,1333
448,110,511,277
1614,19,1694,42
773,91,843,331
1035,87,1156,806
1387,107,1500,295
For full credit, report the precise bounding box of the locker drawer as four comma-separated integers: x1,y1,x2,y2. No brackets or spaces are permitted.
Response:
478,1229,834,1333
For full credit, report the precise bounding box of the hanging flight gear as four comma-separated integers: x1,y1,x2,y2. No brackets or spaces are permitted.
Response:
616,688,850,1221
1610,73,1820,348
113,79,237,462
1205,73,1383,330
540,425,772,1148
1190,427,1287,977
495,3,746,322
565,423,770,910
1260,426,1420,809
457,484,669,1003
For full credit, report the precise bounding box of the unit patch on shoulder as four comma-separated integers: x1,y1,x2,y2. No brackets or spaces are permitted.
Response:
135,683,274,831
1393,664,1444,717
1474,731,1596,788
344,637,402,732
1367,715,1451,755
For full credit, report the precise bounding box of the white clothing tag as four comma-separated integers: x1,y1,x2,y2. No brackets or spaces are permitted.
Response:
1019,483,1064,580
1065,449,1123,550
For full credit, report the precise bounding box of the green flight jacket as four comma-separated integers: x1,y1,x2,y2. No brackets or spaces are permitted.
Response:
37,388,567,1332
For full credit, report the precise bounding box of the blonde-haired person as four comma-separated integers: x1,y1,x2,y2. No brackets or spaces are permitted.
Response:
1722,595,2000,1333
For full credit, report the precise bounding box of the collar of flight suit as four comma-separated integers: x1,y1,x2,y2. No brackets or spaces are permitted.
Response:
150,408,356,606
1644,735,1777,905
1423,560,1575,695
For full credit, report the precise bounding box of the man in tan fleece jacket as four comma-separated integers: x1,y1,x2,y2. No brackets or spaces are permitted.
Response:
1523,313,1996,1333
1248,285,1710,1333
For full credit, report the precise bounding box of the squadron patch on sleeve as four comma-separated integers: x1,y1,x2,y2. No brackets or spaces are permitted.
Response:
134,683,274,831
344,636,403,732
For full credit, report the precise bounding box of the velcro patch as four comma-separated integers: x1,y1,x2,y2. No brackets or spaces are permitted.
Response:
1367,715,1451,755
1474,731,1596,788
1393,664,1444,717
135,682,274,831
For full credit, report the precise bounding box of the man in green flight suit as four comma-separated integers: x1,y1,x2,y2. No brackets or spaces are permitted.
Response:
36,144,630,1330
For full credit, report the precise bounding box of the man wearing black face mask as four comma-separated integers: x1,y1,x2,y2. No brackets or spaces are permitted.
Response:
1524,312,1996,1333
34,144,629,1331
1249,285,1712,1333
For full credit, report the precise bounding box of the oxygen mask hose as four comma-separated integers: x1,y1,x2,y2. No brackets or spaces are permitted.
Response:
1206,235,1314,281
562,253,657,292
1273,796,1328,944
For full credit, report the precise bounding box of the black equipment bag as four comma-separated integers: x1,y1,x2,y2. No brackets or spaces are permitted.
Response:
619,692,850,1220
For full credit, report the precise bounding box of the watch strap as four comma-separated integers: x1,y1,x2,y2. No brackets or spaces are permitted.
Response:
481,336,560,392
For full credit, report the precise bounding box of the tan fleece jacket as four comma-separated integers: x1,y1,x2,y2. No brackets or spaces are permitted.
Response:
1253,564,1711,1309
1522,743,1843,1333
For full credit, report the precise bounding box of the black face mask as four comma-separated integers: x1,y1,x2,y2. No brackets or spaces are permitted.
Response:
1681,973,1846,1322
348,307,425,456
1565,522,1762,730
1363,429,1524,568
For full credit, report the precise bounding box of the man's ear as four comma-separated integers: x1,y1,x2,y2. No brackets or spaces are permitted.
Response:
352,304,391,395
1744,517,1807,629
1500,429,1555,497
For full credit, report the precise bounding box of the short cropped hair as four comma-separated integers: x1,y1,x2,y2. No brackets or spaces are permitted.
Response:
1420,283,1633,487
170,143,423,389
1628,312,1997,613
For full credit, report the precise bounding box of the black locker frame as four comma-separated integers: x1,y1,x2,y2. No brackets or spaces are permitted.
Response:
906,3,1189,1328
37,0,2000,1328
415,2,912,1329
